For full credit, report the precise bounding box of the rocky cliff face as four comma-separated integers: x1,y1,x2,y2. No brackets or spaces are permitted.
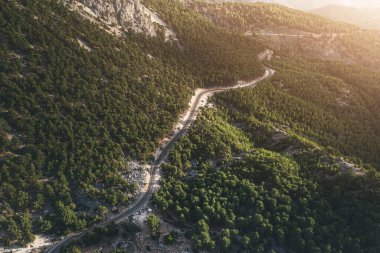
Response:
67,0,176,41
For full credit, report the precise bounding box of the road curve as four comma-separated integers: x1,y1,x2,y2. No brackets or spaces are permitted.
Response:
46,63,275,253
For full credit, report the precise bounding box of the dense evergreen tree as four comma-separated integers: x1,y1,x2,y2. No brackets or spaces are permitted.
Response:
188,1,380,69
216,56,380,167
0,0,265,245
154,109,380,252
143,0,264,87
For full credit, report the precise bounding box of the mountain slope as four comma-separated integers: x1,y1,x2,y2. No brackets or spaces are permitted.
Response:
144,5,380,251
311,5,380,30
186,0,380,166
68,0,265,87
0,0,265,248
203,0,380,10
217,56,380,167
154,107,380,252
67,0,177,41
188,1,380,69
1,0,380,251
0,0,195,245
189,1,355,34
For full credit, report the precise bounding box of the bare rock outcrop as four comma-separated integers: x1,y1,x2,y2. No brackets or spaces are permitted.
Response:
67,0,176,41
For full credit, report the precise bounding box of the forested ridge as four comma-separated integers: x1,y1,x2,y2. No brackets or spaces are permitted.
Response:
150,4,380,249
142,0,264,86
0,0,193,244
184,0,380,167
154,108,380,252
0,0,265,246
216,56,380,167
188,0,380,69
1,0,380,251
188,1,356,33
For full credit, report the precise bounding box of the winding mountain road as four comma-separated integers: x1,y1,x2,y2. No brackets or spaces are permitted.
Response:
45,58,275,253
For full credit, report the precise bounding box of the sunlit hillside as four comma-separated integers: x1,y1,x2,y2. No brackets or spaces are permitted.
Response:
1,0,379,252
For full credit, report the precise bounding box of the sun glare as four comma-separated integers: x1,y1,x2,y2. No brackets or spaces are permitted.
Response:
344,0,354,6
